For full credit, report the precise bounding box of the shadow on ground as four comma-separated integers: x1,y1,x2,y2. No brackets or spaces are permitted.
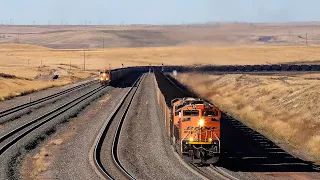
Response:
219,114,320,172
157,71,320,173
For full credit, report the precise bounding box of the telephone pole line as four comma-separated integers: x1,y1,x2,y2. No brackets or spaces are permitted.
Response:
84,52,86,70
17,30,20,43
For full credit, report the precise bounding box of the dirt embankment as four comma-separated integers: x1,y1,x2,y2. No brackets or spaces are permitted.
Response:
176,73,320,163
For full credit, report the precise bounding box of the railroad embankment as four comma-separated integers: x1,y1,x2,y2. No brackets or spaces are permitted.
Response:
176,73,320,163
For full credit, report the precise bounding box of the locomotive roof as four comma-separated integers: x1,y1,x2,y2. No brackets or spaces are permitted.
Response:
175,99,213,112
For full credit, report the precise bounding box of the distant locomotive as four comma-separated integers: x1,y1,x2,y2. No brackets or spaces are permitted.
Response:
170,97,221,164
99,69,111,85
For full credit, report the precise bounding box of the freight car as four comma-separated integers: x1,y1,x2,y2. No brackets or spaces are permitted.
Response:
99,69,111,85
170,97,221,164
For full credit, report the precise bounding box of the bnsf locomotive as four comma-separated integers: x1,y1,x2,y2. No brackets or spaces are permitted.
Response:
170,97,221,164
99,69,111,85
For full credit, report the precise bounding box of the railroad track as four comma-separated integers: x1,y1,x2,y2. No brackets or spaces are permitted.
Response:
0,79,98,121
187,163,239,180
208,165,240,180
0,84,105,155
93,74,144,180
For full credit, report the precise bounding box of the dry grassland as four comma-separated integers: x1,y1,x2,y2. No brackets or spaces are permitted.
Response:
176,73,320,163
1,43,320,100
0,44,96,100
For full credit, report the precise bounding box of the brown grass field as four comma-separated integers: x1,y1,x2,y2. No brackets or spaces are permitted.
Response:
1,43,320,100
176,73,320,163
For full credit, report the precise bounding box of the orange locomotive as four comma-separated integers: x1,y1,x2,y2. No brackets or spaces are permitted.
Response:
99,69,111,85
171,97,221,164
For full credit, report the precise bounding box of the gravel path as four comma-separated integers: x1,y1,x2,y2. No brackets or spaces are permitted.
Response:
118,73,203,180
19,87,129,180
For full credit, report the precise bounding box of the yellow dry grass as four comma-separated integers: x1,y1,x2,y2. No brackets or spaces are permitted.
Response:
1,43,320,100
2,44,320,71
0,77,70,100
176,73,320,162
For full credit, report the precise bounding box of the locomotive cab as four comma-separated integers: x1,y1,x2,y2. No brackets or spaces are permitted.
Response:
99,69,111,85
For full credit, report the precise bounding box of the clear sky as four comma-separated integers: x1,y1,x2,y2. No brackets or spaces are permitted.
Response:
0,0,319,25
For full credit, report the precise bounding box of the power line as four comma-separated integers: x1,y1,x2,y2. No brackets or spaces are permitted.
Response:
84,52,86,70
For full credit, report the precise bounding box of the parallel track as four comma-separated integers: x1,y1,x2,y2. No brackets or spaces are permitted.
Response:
0,80,98,119
0,84,105,155
93,75,144,180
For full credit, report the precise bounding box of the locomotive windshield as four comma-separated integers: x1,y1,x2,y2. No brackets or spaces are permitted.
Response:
202,110,218,116
183,110,199,116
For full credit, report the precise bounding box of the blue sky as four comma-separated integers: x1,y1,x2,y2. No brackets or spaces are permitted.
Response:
0,0,319,25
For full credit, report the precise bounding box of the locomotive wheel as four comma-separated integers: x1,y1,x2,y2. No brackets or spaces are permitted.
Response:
174,142,179,153
203,156,220,164
182,154,192,163
211,156,220,164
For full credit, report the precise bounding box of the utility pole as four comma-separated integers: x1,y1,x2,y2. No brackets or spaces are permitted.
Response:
17,30,20,44
306,33,308,46
84,52,86,70
288,29,292,43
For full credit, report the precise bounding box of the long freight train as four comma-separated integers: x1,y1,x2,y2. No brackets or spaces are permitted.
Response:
170,97,221,164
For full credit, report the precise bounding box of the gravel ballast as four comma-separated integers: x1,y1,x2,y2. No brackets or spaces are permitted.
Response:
19,87,129,180
0,85,115,180
118,73,202,180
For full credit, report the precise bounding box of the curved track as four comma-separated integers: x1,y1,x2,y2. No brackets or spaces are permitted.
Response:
153,68,320,179
0,80,98,122
0,85,105,155
93,74,144,180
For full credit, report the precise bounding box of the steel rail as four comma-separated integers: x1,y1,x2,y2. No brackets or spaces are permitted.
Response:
0,85,105,155
93,75,144,180
0,80,98,119
208,165,240,180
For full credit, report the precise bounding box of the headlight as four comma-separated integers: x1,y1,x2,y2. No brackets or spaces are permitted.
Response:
199,118,204,127
209,138,213,142
189,137,193,142
100,78,104,81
